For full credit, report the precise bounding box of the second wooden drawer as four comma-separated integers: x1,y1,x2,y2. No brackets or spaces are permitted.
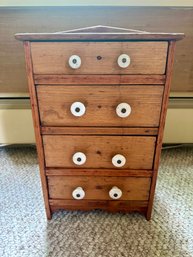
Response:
37,85,164,127
43,135,156,169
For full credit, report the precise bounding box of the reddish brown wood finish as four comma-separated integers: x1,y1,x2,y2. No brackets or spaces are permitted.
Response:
17,26,183,220
23,41,51,219
43,135,156,170
31,42,168,75
46,168,153,177
47,176,151,200
34,74,166,85
37,85,163,128
146,41,176,220
41,127,158,136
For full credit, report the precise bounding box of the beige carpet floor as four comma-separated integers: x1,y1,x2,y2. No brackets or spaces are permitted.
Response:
0,146,193,257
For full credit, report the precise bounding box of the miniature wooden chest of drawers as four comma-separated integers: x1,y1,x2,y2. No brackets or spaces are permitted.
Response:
15,25,184,220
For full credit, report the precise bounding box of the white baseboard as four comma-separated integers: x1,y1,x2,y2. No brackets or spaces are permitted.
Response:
164,108,193,143
0,109,35,144
0,108,193,144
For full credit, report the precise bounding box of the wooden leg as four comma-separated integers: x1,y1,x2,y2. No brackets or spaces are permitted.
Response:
46,206,52,220
146,208,152,221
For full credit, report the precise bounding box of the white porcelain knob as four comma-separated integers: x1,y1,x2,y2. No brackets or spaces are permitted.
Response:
72,187,85,200
109,186,122,199
116,103,131,118
117,54,131,68
112,154,126,167
70,102,86,117
72,152,86,165
69,55,81,69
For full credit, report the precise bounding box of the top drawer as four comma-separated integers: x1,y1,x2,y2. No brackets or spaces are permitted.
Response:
31,42,168,75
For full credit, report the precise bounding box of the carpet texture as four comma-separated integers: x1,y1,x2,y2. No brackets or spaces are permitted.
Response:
0,146,193,257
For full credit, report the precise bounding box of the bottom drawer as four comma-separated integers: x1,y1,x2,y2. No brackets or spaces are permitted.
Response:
48,176,151,201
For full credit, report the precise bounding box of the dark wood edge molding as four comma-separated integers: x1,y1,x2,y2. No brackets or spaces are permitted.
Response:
41,127,159,136
15,33,185,41
34,74,166,85
46,168,153,177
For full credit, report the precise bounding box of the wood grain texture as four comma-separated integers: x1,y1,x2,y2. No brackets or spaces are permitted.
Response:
41,127,159,136
37,85,164,127
146,41,176,221
43,135,156,170
49,199,148,214
16,14,183,219
23,42,51,219
46,168,153,177
31,42,168,75
34,74,166,85
47,176,151,200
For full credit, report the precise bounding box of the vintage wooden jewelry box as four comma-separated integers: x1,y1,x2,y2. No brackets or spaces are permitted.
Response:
15,25,184,220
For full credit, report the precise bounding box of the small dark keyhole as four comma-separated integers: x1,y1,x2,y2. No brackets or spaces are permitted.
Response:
72,59,77,64
122,58,127,63
77,157,82,162
121,108,126,113
76,194,80,198
97,56,102,60
117,160,121,164
75,107,80,112
114,193,118,198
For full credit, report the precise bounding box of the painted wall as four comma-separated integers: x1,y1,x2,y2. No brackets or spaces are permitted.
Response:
1,0,193,7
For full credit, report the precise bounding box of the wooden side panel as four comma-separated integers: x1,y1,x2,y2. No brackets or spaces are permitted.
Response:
37,85,164,127
43,135,156,170
146,41,176,220
31,42,168,75
47,176,151,200
23,42,51,219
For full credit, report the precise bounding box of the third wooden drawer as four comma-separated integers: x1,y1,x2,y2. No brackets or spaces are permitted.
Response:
43,135,156,170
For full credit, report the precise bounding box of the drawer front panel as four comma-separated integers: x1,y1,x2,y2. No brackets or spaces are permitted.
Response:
43,135,156,169
48,176,151,200
31,42,168,75
37,85,164,127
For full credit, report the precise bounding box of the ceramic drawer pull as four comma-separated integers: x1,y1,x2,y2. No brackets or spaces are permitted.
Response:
72,152,87,165
117,54,131,68
70,102,86,117
68,55,81,69
116,103,131,118
109,186,122,199
112,154,126,167
72,187,85,200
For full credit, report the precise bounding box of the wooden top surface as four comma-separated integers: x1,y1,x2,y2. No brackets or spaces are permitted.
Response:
15,25,184,41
